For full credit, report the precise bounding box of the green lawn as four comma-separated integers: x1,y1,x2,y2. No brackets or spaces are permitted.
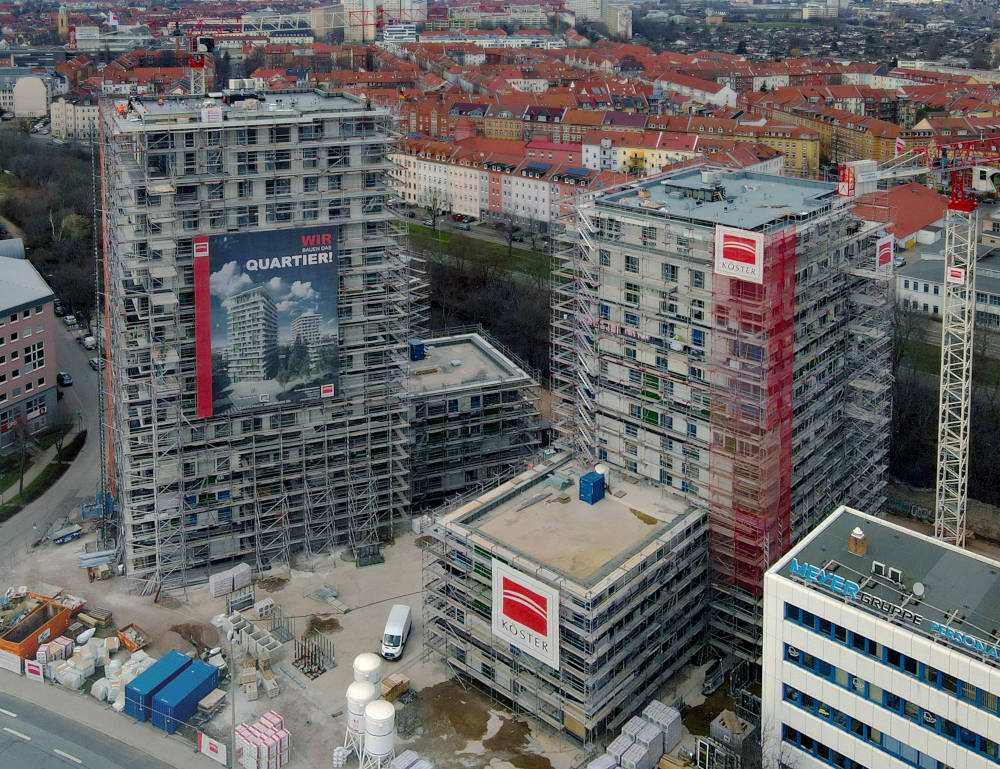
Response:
407,224,548,278
902,339,1000,384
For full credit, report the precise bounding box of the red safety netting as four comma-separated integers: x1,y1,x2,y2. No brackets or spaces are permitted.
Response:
708,226,796,599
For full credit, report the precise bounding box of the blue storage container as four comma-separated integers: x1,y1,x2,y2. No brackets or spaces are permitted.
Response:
151,659,220,734
124,650,192,722
579,471,605,505
408,339,425,361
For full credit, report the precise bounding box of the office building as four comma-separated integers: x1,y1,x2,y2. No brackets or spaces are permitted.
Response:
99,90,414,588
407,330,541,513
551,167,893,662
763,505,1000,769
422,451,709,743
0,257,58,449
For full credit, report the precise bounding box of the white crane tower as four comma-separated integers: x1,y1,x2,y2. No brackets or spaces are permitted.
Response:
839,138,1000,547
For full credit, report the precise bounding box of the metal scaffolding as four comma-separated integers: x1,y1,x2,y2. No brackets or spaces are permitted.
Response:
99,90,415,589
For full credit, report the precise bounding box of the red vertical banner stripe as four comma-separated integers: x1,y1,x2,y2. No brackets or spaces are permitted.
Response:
193,236,213,418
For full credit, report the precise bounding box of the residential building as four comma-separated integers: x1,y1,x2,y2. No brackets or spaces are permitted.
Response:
0,69,58,117
897,251,1000,327
852,183,948,250
422,451,709,743
226,287,279,383
763,505,1000,769
0,257,58,450
408,331,541,513
50,95,99,140
551,168,893,663
99,90,413,588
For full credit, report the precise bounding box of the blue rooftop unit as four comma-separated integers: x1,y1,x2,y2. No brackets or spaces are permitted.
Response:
579,471,605,505
123,650,193,722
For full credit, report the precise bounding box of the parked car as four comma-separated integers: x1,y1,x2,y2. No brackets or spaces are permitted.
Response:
421,219,434,227
455,222,470,231
462,215,475,223
451,213,464,221
53,303,65,317
63,314,77,325
88,357,102,371
894,256,906,267
380,604,412,660
56,371,73,386
82,336,97,350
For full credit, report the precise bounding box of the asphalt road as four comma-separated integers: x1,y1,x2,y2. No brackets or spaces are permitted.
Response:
0,320,101,577
0,690,178,769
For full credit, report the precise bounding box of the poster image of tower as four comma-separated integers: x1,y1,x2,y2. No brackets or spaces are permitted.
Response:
193,226,340,418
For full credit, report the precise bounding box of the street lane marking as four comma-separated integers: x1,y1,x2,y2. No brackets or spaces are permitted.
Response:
53,749,82,764
0,708,16,718
3,727,29,740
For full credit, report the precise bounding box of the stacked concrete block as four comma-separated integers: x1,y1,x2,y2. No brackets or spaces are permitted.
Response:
215,612,283,662
635,722,663,756
608,734,634,763
209,569,233,598
232,563,252,589
587,754,619,769
642,701,682,754
389,751,419,769
620,742,658,769
236,712,290,769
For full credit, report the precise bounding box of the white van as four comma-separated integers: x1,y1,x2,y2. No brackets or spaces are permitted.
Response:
380,604,412,660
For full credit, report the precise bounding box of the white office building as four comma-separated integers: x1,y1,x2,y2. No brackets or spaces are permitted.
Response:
763,505,1000,769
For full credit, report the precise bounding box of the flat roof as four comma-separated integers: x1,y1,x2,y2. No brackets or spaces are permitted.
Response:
446,453,692,588
108,89,375,129
774,506,1000,666
408,333,531,395
897,250,1000,296
598,169,839,231
0,256,52,310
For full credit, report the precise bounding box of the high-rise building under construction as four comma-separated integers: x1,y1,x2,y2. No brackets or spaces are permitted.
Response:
551,167,893,662
99,91,415,589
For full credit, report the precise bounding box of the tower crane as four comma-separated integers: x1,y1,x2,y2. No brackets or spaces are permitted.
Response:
839,136,1000,547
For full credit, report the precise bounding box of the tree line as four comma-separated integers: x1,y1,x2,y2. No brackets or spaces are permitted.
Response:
0,132,95,322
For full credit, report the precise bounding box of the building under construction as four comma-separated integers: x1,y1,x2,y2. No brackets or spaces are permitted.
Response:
422,451,709,744
550,167,893,663
99,90,415,589
408,330,542,514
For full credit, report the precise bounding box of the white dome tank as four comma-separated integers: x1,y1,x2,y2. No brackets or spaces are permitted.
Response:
353,652,382,686
346,681,378,736
594,463,609,477
364,699,395,759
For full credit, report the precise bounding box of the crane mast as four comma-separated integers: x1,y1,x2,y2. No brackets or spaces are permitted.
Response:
935,175,978,547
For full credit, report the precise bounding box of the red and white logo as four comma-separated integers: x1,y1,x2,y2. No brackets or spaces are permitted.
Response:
947,266,966,284
501,576,547,635
837,164,855,197
877,236,893,268
194,237,210,258
715,225,764,284
491,561,559,670
321,383,335,397
24,660,43,681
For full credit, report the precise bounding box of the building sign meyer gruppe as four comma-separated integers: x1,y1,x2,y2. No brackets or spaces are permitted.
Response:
194,226,341,418
714,225,764,284
491,560,560,670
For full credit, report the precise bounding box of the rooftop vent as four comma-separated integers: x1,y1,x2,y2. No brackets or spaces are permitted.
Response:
847,526,866,556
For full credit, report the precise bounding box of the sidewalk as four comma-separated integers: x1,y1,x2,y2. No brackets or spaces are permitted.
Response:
0,671,222,769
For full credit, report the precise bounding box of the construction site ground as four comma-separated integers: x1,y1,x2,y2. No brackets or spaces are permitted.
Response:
4,528,726,769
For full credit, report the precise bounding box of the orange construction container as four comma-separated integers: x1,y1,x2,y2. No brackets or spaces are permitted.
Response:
117,623,151,652
0,601,72,660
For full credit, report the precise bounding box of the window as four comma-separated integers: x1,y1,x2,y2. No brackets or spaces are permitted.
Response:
303,176,319,193
624,282,640,305
265,178,292,196
23,341,43,372
923,283,929,293
303,148,318,168
599,248,611,267
692,329,704,347
933,284,939,295
303,201,318,221
238,180,253,198
662,263,678,282
270,125,291,144
904,280,910,289
624,312,639,327
691,270,704,289
625,255,639,274
599,304,610,320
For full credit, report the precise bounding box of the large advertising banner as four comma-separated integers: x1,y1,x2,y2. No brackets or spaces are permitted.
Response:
491,560,560,670
714,225,764,284
194,226,340,418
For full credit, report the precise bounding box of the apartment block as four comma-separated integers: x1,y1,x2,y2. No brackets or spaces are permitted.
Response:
99,90,413,588
50,94,99,140
408,331,541,513
422,451,709,743
551,167,893,662
0,257,58,449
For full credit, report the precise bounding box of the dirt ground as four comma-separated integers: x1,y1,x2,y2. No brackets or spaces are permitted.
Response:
2,530,600,769
887,482,1000,559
